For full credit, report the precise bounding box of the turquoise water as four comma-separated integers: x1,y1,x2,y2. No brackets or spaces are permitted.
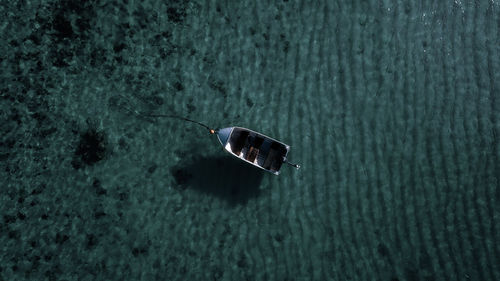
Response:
1,0,499,280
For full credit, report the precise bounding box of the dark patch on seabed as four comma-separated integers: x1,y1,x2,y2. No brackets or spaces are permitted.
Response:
72,120,108,169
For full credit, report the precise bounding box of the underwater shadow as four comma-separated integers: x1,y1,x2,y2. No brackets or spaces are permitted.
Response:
171,155,265,205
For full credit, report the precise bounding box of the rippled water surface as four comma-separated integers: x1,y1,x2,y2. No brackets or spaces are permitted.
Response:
1,1,499,280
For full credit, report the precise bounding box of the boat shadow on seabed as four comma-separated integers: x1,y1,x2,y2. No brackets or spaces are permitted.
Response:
170,155,264,205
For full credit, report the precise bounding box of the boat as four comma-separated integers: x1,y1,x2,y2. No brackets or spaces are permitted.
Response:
213,127,300,175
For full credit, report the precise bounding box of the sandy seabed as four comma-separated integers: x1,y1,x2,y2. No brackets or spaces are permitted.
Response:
1,1,499,280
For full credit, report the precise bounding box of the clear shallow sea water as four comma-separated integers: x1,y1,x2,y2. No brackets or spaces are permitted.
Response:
1,0,499,280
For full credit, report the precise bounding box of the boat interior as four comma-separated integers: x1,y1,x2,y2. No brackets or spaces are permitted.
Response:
228,128,287,173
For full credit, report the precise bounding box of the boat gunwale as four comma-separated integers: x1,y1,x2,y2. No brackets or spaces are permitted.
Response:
219,126,290,175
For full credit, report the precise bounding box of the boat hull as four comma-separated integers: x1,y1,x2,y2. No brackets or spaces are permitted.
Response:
216,127,290,175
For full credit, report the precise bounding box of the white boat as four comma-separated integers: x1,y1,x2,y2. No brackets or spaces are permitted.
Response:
213,127,300,175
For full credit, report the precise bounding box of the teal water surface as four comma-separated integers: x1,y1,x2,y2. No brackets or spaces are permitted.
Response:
1,0,499,280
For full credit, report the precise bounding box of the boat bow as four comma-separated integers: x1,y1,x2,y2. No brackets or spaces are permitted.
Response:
216,127,233,146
